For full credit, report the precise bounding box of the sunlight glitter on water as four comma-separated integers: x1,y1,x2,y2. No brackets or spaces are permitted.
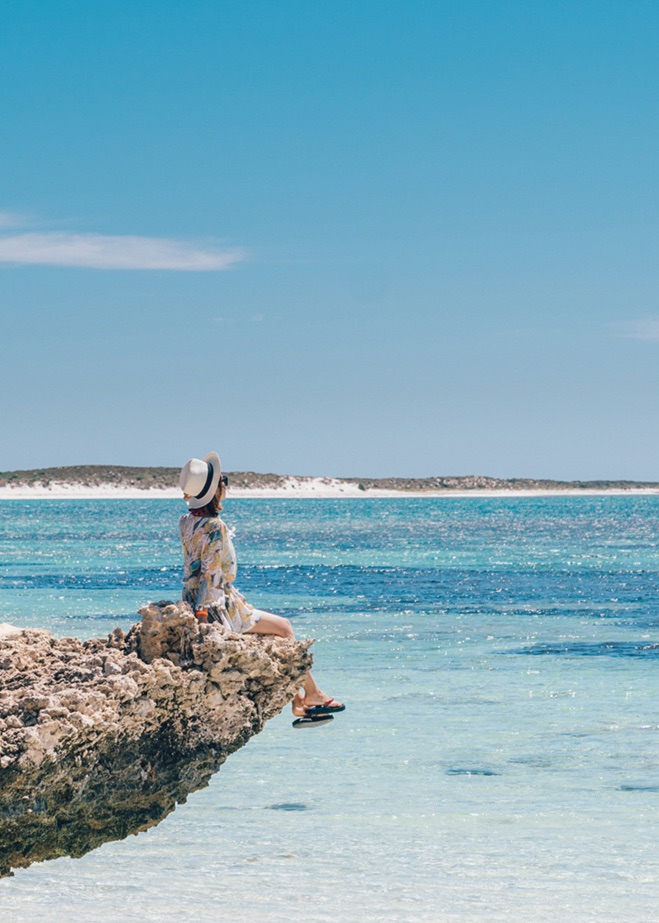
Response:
1,497,659,921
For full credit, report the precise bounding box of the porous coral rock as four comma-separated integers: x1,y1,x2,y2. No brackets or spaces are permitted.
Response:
0,601,313,877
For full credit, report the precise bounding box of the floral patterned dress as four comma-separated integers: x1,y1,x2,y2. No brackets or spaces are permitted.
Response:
179,513,261,632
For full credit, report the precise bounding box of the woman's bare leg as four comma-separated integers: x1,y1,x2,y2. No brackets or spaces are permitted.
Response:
245,611,294,639
246,610,341,713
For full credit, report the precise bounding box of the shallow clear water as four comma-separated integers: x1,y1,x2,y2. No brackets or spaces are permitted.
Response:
1,496,658,921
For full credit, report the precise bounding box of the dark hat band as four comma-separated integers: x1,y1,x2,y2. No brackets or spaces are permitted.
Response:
194,462,215,499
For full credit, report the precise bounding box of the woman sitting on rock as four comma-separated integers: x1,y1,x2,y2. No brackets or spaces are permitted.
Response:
179,452,344,728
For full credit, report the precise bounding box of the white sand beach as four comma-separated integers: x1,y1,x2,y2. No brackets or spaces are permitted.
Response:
1,477,659,500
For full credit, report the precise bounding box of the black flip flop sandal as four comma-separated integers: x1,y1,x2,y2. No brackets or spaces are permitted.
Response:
292,714,334,729
304,699,346,716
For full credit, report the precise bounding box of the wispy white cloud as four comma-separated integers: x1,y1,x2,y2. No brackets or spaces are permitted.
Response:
0,210,31,229
0,228,245,271
614,318,659,341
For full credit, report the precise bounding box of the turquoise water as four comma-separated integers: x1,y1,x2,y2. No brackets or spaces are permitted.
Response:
1,496,659,921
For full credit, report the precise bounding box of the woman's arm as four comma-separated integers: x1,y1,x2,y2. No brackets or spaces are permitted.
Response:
219,522,238,584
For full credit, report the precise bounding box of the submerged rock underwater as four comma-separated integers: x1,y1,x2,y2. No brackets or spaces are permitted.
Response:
0,601,312,877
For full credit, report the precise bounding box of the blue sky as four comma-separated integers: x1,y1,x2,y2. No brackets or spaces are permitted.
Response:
1,0,658,479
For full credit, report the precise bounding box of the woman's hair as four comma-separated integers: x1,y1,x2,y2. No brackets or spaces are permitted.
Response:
190,483,223,518
191,493,220,517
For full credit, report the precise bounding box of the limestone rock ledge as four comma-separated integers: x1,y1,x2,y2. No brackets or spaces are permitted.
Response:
0,601,313,877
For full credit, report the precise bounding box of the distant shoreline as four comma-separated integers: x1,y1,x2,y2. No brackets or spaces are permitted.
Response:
1,487,658,500
0,466,658,500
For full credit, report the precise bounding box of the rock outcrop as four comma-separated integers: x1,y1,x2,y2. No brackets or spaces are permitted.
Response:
0,601,313,878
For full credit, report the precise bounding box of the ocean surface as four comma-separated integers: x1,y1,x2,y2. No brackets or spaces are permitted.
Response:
1,496,658,922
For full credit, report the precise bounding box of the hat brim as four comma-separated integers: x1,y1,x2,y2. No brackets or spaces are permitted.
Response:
186,451,222,509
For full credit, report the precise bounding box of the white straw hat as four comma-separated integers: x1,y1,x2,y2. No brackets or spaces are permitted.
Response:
179,452,222,509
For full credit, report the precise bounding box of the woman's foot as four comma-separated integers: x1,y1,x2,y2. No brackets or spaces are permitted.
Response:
292,692,307,717
292,693,344,716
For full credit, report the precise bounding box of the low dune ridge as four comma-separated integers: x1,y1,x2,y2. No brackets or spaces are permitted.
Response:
1,464,659,498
